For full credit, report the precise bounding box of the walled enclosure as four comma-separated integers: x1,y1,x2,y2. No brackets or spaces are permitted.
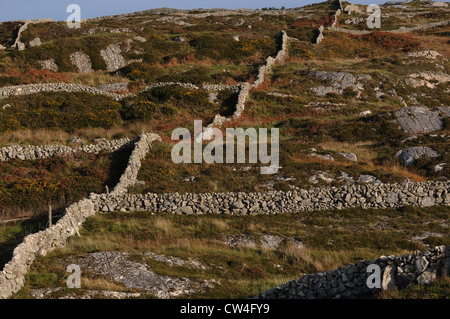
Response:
0,23,449,298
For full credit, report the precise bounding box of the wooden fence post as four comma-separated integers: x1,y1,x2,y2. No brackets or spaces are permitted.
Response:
48,204,52,227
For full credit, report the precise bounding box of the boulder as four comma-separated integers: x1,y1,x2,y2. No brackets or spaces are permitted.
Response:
38,59,59,72
100,44,126,72
27,37,41,48
395,147,440,166
344,4,361,14
338,152,357,162
70,51,93,73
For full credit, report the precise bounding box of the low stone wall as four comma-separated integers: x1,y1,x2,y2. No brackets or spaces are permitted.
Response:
315,26,325,44
0,138,135,162
0,83,131,101
0,82,239,102
389,20,450,33
252,31,288,88
93,181,450,214
328,20,450,35
0,198,95,299
201,30,288,133
109,133,161,196
11,19,53,51
255,246,450,299
0,132,161,299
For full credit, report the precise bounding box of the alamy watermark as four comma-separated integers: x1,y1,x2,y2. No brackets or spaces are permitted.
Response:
367,4,381,29
171,121,280,175
66,264,81,289
366,264,381,289
66,4,81,29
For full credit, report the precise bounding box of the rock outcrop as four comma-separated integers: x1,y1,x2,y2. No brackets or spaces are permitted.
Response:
70,52,93,73
310,71,372,97
101,44,127,72
395,146,440,166
38,59,59,72
395,107,448,134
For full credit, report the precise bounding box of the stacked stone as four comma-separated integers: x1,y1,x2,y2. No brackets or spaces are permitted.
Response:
94,181,450,214
389,20,450,34
255,246,450,299
0,132,162,299
328,20,449,35
0,199,95,299
0,83,132,101
200,84,240,92
252,31,288,88
109,133,162,196
315,26,325,44
0,82,239,102
0,138,135,162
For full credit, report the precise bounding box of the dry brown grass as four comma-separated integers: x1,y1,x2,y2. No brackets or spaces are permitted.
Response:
319,140,378,163
81,277,128,292
154,217,174,236
319,140,427,182
0,122,158,147
414,28,450,58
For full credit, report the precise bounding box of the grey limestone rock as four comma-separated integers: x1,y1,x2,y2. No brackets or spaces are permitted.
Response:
395,146,440,166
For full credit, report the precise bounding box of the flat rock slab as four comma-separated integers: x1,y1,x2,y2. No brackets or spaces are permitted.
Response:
395,107,446,134
68,252,214,299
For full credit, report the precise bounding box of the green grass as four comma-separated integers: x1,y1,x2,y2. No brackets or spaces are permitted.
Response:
377,276,450,299
12,205,450,299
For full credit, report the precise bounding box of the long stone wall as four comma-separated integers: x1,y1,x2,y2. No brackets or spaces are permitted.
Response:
255,245,450,299
204,30,288,132
0,198,95,299
109,133,161,196
252,31,288,89
0,132,161,299
327,20,450,35
0,83,131,101
93,180,450,214
0,138,135,162
0,82,239,102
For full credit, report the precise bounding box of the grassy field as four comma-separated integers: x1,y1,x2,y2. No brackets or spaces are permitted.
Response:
9,205,450,299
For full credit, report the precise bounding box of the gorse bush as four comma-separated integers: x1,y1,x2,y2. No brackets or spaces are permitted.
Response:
0,92,123,133
122,99,158,121
0,152,125,216
121,62,164,82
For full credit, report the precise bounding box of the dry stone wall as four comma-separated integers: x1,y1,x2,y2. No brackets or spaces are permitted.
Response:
202,30,288,133
327,20,450,35
0,82,239,102
11,19,53,51
252,31,288,89
93,181,450,214
0,132,161,299
0,83,132,101
0,198,95,299
109,133,161,196
0,138,135,162
255,245,450,299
